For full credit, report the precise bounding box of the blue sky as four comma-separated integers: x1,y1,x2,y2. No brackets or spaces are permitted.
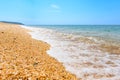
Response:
0,0,120,25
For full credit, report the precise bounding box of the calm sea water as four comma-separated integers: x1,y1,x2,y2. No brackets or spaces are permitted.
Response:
32,25,120,43
23,25,120,80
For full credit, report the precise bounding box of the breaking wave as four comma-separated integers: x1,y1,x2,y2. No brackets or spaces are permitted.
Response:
21,25,120,80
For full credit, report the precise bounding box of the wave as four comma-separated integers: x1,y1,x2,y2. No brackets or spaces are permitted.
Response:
21,25,120,80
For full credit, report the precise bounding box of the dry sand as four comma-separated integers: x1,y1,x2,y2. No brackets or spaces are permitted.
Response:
0,23,77,80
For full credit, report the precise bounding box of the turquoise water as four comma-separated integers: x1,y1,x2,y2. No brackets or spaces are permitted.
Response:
31,25,120,43
24,25,120,79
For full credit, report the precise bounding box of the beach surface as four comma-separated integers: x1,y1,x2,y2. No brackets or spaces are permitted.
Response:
0,23,77,80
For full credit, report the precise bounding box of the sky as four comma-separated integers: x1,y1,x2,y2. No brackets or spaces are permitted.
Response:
0,0,120,25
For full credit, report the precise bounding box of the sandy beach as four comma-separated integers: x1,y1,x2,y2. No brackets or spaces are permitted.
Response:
0,0,120,80
0,23,77,80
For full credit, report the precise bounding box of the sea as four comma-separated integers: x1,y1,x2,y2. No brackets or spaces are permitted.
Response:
21,25,120,80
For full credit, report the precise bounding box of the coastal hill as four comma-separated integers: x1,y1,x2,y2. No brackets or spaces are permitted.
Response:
0,21,24,25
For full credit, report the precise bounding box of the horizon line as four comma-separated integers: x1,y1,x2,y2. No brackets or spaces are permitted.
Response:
0,21,120,26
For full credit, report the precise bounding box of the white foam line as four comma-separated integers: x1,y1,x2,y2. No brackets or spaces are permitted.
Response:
20,25,120,80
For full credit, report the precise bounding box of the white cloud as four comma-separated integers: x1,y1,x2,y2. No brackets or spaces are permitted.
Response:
51,4,60,9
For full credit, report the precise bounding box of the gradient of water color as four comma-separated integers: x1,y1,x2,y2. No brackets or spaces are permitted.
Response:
22,25,120,80
33,25,120,44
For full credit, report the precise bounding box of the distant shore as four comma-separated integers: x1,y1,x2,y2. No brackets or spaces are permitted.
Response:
0,23,77,80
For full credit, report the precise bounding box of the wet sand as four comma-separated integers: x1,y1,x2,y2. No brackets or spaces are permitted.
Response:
0,23,77,80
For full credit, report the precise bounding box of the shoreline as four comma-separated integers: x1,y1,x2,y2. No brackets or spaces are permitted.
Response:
0,23,77,80
22,25,120,80
26,25,120,54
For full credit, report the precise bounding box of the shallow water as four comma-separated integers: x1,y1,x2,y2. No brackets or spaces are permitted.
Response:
21,25,120,80
32,25,120,44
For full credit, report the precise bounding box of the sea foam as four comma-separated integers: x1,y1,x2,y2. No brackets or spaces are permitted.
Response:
21,25,120,80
